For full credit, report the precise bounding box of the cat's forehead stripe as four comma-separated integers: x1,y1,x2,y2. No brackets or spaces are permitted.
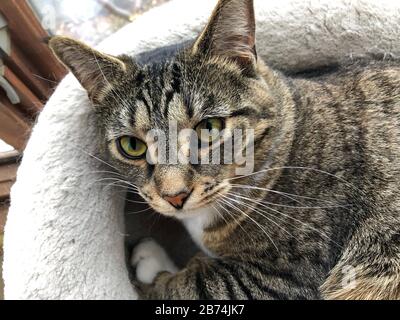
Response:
121,57,245,135
170,62,182,93
129,60,190,125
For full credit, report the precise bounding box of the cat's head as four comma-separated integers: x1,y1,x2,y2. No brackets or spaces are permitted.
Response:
49,0,291,218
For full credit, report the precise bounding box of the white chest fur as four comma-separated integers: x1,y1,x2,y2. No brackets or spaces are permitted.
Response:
181,206,217,257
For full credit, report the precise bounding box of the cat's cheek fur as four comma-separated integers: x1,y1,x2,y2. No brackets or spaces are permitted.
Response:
131,239,178,284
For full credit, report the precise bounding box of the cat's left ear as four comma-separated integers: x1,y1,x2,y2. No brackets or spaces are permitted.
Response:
192,0,257,74
48,36,128,103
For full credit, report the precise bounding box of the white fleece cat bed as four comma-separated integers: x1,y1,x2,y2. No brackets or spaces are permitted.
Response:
3,0,400,300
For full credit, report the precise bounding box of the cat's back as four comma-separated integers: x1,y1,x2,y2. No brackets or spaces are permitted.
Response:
292,59,400,113
287,59,400,197
290,59,400,143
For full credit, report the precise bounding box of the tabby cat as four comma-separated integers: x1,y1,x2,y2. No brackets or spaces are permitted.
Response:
49,0,400,299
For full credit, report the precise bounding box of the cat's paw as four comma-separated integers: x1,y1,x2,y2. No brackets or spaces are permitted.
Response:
131,238,178,284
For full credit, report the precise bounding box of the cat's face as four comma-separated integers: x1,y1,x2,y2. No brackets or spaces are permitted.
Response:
98,54,274,216
49,0,280,218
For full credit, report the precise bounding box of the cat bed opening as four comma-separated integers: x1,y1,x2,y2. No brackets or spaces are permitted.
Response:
3,0,400,299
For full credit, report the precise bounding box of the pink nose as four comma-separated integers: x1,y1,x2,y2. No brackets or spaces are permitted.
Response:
163,192,190,209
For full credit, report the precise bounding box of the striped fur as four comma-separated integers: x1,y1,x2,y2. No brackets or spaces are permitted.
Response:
49,0,400,300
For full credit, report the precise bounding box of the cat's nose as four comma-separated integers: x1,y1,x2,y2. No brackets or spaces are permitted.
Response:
163,191,191,209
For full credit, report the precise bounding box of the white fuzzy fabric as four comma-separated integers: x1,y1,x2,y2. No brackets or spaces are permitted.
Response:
3,0,400,300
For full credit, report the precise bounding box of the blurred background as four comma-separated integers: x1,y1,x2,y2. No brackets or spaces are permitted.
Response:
0,0,171,300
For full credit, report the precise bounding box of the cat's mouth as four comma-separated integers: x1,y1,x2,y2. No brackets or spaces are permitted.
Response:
140,182,231,217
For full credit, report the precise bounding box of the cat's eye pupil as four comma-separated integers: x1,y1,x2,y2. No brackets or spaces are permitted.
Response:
206,121,213,131
130,138,137,150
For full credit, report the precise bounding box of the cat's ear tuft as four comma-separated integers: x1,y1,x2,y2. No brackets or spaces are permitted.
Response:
48,36,128,102
192,0,257,73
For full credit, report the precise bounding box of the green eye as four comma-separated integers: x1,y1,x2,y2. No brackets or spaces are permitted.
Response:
117,136,147,159
195,118,224,143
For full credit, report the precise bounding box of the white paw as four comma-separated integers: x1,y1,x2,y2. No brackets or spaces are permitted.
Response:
131,238,178,284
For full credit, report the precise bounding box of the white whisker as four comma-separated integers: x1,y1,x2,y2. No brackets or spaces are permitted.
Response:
228,166,361,194
227,190,348,209
230,183,337,205
218,193,279,252
226,192,343,248
225,193,292,238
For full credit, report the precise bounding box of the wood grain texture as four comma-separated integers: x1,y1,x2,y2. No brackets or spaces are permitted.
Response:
3,44,53,101
3,66,43,115
0,163,17,201
0,0,66,82
0,203,8,234
0,93,31,151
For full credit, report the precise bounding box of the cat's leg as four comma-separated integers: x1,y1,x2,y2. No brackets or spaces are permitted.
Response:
131,238,178,284
131,249,319,300
132,253,238,299
321,213,400,300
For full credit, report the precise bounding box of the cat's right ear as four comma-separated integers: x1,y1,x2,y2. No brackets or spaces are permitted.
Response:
48,36,129,103
192,0,257,74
